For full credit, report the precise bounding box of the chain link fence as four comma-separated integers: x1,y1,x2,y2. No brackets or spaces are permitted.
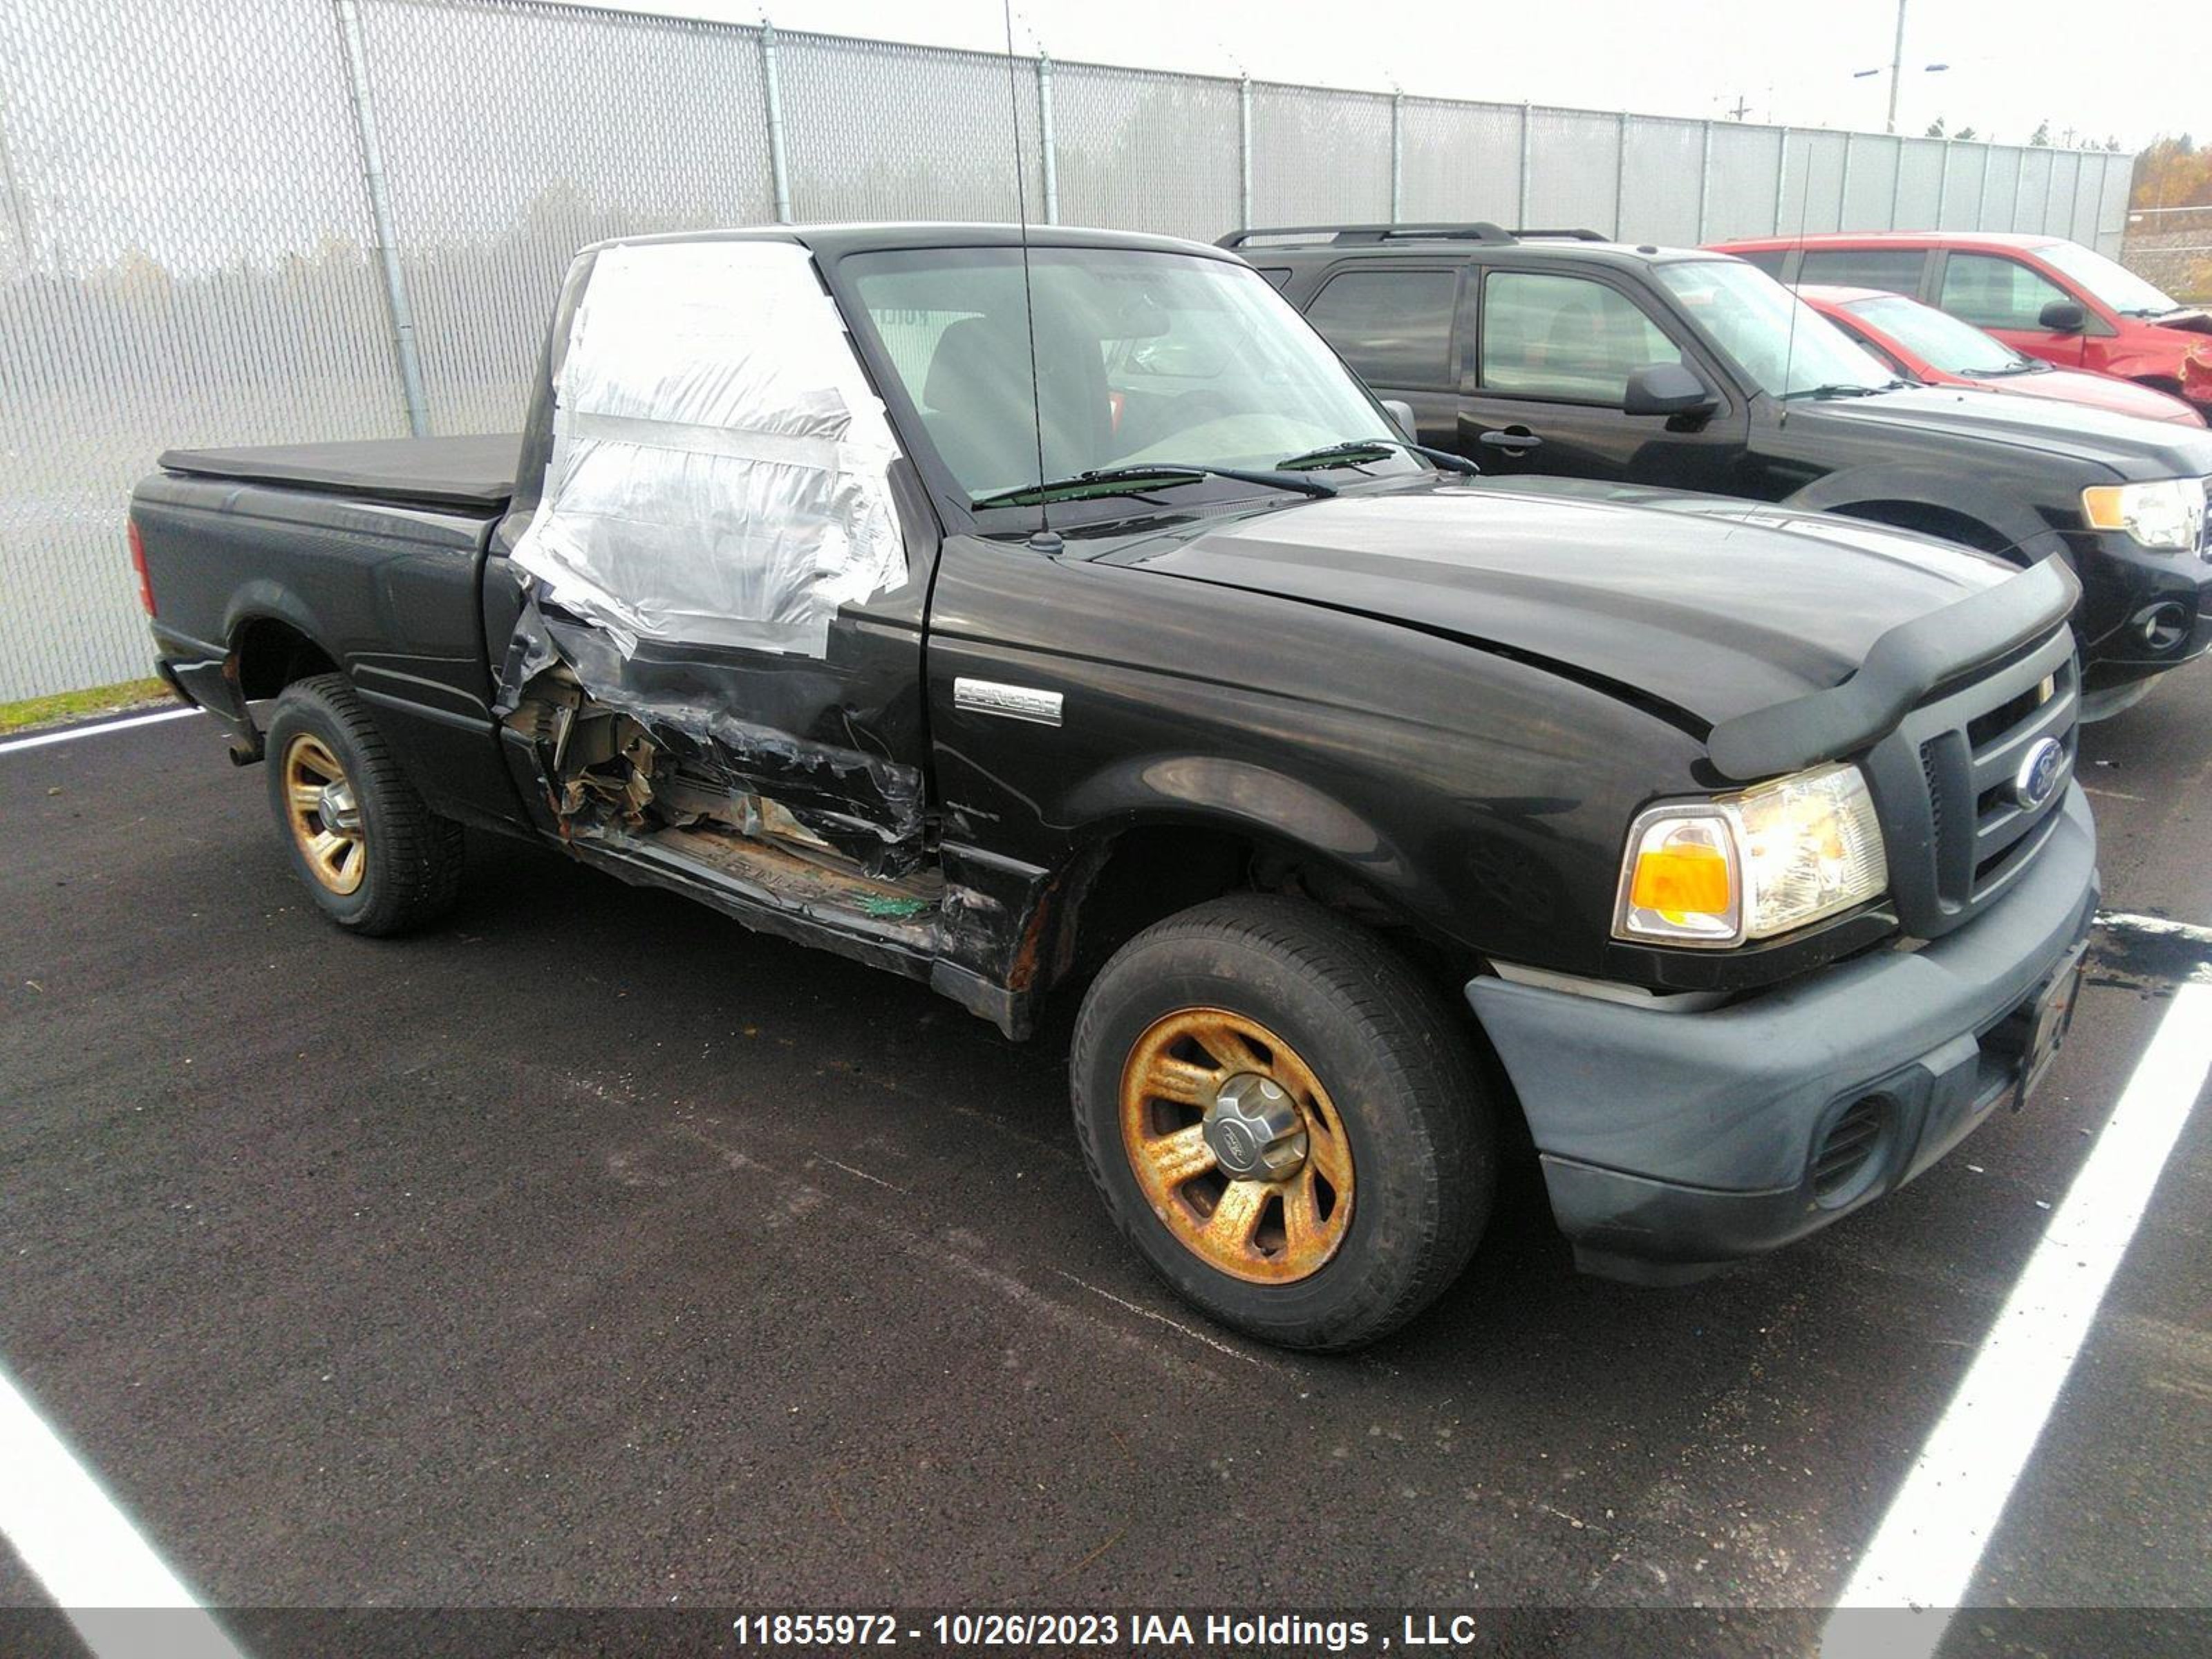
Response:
0,0,2143,700
2121,206,2212,305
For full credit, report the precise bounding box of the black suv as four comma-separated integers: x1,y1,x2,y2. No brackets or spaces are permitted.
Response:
1240,223,2212,718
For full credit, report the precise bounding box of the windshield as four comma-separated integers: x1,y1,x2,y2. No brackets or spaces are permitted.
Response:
2034,240,2184,319
1655,259,1896,397
1848,293,2032,376
845,247,1414,505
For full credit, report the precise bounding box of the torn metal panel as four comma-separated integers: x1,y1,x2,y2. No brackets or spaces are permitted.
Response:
508,238,908,659
496,617,1048,1038
498,597,926,876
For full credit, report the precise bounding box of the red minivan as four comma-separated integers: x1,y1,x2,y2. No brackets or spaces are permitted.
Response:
1799,283,2206,426
1710,232,2212,419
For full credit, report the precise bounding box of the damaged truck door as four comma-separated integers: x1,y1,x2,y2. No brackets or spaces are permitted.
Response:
491,238,949,982
135,225,2102,1351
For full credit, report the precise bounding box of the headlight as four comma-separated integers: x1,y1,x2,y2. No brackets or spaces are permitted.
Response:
1613,763,1888,947
2081,479,2206,552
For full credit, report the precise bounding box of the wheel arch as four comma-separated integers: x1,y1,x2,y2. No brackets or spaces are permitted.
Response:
1023,767,1473,1017
229,612,341,702
1784,467,2059,565
1821,497,2020,558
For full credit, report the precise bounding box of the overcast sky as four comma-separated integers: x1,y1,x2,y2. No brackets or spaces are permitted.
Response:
570,0,2204,150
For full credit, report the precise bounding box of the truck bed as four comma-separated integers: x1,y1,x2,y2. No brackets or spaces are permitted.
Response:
157,433,521,513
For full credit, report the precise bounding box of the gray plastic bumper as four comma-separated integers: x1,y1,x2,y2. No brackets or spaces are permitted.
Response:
1467,785,2099,1282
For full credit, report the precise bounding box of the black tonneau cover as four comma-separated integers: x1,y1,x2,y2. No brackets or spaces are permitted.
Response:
158,433,521,514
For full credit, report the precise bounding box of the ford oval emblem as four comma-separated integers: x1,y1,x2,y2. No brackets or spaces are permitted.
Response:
2013,738,2066,809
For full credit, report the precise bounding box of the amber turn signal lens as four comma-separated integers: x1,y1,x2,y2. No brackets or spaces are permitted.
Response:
1629,843,1731,917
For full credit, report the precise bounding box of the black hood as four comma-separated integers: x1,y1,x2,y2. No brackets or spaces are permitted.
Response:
1106,480,2029,731
1782,382,2212,480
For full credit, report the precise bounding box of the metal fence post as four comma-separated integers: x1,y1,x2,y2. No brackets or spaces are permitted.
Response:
332,0,429,437
1239,76,1253,229
1390,91,1404,223
1773,128,1789,236
1888,137,1904,228
1839,132,1853,228
1517,102,1532,227
760,23,794,223
1612,109,1627,238
1977,142,1993,229
1936,139,1949,226
1037,52,1058,225
1696,120,1712,240
2012,149,2029,232
0,113,37,276
2041,153,2056,232
2090,151,2111,252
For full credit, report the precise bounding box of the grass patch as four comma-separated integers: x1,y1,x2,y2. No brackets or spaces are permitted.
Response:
0,678,176,735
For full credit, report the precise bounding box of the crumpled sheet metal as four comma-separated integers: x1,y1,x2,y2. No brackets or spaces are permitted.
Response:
498,596,927,879
509,238,908,659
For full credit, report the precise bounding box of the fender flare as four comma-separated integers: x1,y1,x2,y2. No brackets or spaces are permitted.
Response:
222,581,340,681
1782,465,2063,563
1058,753,1421,896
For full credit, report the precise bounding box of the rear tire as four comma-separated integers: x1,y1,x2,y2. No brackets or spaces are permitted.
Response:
1070,894,1494,1351
263,674,465,937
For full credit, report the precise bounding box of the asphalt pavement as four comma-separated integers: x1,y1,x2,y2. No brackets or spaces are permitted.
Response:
2,666,2210,1658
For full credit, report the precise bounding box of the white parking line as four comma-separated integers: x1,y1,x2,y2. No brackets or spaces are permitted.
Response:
1822,977,2212,1658
0,706,198,757
0,1362,245,1658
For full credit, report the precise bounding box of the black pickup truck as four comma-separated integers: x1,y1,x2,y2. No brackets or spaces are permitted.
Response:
1249,223,2212,720
132,225,2098,1350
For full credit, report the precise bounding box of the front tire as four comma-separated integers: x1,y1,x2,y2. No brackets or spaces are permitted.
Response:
263,674,465,936
1070,894,1494,1351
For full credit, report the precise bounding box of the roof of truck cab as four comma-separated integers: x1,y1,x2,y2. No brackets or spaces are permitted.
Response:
574,222,1244,265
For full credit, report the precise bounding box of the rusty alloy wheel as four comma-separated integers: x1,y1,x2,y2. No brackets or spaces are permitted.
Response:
1118,1006,1355,1284
280,731,367,896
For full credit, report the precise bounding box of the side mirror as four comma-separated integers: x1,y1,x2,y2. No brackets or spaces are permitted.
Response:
1380,398,1417,440
2038,299,2088,335
1622,362,1716,418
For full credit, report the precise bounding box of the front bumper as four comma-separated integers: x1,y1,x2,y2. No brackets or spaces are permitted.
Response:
2074,527,2212,689
1467,786,2099,1284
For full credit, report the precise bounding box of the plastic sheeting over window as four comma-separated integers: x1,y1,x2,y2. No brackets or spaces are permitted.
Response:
511,238,908,658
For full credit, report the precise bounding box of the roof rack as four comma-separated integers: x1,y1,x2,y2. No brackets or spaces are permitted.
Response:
1219,223,1512,250
1217,223,1610,251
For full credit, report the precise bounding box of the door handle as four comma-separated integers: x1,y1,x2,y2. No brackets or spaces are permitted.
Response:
1479,428,1544,450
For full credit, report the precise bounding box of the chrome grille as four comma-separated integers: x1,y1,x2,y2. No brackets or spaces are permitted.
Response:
1865,627,2079,940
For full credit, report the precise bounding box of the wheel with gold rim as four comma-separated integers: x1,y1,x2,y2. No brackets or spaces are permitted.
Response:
263,674,465,935
1118,1007,1356,1285
1072,894,1494,1351
280,731,367,897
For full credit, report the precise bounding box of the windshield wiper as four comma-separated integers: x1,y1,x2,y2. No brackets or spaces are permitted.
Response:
1275,438,1480,476
972,464,1337,509
1782,381,1895,401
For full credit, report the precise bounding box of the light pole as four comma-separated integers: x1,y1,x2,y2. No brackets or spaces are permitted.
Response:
1885,0,1909,133
1853,58,1947,135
